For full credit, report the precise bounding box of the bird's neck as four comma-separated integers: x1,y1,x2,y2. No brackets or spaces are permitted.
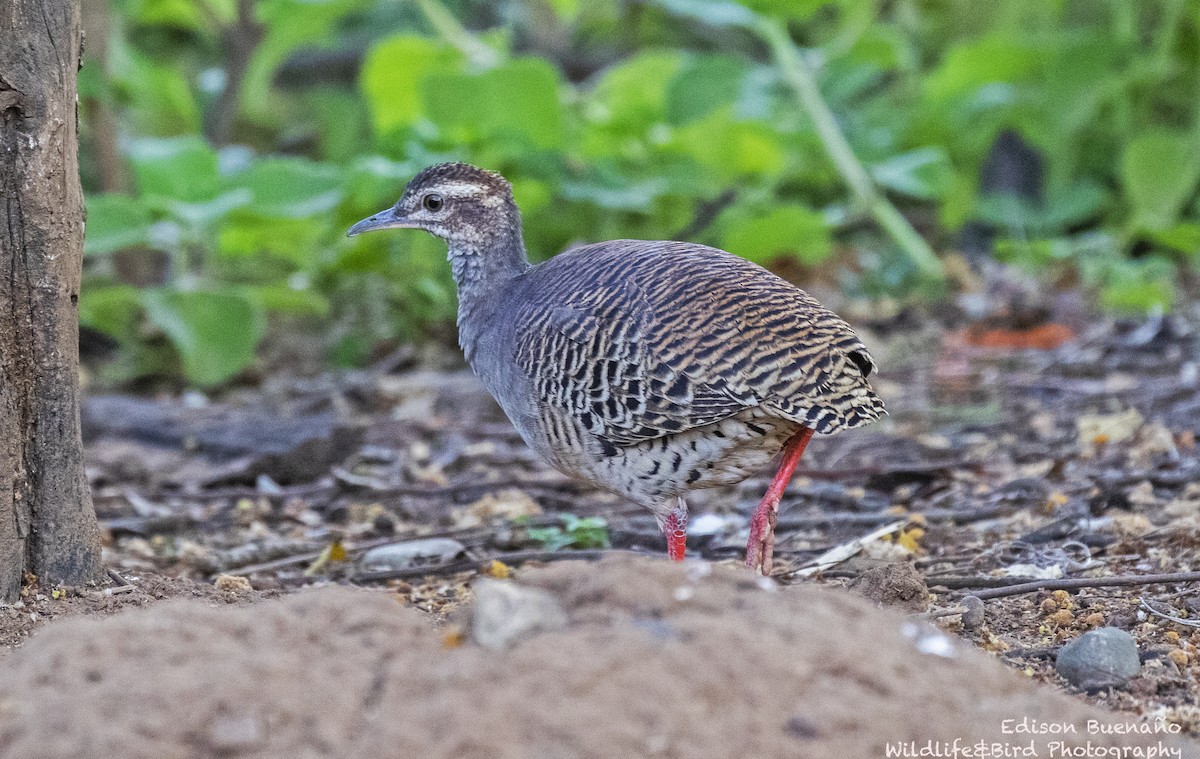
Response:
448,230,530,361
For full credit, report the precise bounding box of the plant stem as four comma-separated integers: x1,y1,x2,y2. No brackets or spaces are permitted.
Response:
754,19,944,279
415,0,501,68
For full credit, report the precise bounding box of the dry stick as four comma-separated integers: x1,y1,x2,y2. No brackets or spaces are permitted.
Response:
775,504,1018,530
927,575,1046,590
1139,598,1200,629
352,549,646,583
955,571,1200,601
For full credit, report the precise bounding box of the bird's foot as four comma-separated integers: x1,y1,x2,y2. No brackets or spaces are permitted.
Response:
744,495,779,575
663,503,688,561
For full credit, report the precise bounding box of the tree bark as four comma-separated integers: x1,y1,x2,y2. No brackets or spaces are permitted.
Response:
0,0,104,602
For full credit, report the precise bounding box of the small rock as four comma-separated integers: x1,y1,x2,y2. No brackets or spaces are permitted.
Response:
213,575,252,594
688,512,738,537
853,562,928,612
360,538,465,571
960,595,985,630
470,578,568,650
207,714,261,754
784,715,821,740
1055,627,1141,691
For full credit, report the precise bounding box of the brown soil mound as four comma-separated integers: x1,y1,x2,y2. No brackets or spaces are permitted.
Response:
0,556,1194,759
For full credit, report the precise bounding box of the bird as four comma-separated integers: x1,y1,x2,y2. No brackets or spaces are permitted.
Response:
347,163,885,574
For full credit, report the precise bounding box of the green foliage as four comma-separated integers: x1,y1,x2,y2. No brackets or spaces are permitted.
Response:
721,205,831,266
79,0,1200,387
1122,130,1200,233
143,289,265,385
526,515,611,552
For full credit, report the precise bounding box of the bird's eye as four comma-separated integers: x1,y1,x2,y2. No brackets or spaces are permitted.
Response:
422,193,444,212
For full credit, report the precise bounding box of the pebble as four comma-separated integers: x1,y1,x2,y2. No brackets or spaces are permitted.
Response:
960,595,985,630
470,579,568,650
1055,627,1140,691
207,714,261,754
360,538,465,570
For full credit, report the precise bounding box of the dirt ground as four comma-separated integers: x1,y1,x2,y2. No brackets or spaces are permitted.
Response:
2,311,1200,756
1,556,1195,759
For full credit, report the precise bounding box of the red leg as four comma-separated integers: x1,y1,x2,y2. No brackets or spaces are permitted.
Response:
746,427,814,575
663,500,688,561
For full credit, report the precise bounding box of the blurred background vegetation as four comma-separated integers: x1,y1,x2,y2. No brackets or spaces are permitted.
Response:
78,0,1200,388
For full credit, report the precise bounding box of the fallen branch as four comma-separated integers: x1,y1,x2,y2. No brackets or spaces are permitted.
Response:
952,571,1200,601
926,575,1045,590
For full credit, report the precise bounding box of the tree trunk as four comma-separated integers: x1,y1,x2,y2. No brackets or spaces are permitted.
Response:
0,0,104,602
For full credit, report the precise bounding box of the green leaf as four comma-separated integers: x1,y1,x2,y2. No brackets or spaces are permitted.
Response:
142,289,264,386
976,182,1107,236
527,515,609,551
560,178,670,210
127,136,219,203
423,57,565,149
653,0,760,29
163,190,254,228
242,285,331,317
545,0,580,22
225,157,344,218
85,195,151,256
924,37,1037,103
129,0,206,30
79,284,142,340
665,55,749,125
361,35,459,135
1098,258,1176,313
722,205,832,266
870,147,953,201
675,113,784,180
218,215,325,262
1121,130,1200,231
587,51,686,129
109,49,202,136
1149,223,1200,256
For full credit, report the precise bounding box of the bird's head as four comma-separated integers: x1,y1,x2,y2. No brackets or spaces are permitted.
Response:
346,162,519,248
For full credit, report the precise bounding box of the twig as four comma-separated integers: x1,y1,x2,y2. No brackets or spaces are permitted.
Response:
955,571,1200,601
227,511,636,575
921,604,969,620
106,568,131,587
1139,597,1200,629
673,188,737,240
333,471,593,500
775,504,1017,531
927,575,1045,590
787,519,908,578
230,535,399,576
352,548,646,582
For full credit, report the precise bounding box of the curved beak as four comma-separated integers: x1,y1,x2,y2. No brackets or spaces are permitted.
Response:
346,207,421,237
